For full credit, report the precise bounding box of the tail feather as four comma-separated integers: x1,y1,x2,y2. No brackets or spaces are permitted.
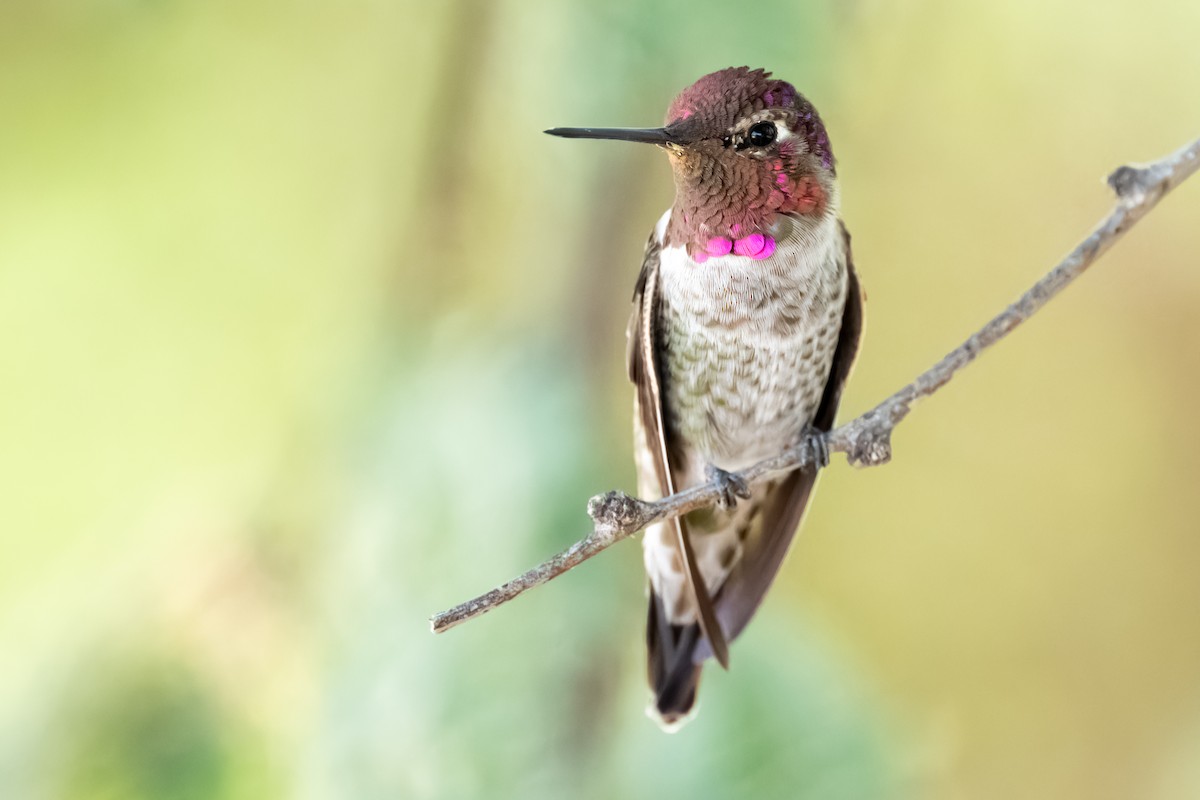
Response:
646,591,703,729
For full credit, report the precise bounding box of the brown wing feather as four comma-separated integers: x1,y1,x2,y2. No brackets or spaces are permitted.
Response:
628,233,731,670
695,223,864,659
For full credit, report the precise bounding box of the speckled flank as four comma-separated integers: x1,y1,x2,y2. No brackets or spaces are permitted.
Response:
658,213,847,471
641,210,848,622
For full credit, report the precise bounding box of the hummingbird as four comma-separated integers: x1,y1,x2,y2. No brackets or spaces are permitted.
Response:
547,67,863,729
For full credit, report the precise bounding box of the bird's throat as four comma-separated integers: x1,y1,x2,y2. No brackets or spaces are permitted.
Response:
665,158,831,259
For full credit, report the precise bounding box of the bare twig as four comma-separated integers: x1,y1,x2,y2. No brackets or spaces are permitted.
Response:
431,136,1200,634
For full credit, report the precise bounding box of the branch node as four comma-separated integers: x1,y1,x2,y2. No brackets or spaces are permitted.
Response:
848,427,893,468
587,490,648,529
1107,163,1169,207
1107,164,1142,199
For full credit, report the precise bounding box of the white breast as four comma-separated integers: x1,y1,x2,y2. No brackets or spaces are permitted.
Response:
655,211,848,481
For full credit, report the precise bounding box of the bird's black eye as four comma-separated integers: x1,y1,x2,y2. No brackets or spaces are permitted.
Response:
747,121,777,148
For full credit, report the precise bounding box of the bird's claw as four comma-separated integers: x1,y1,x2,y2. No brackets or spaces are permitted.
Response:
800,427,830,469
705,464,751,510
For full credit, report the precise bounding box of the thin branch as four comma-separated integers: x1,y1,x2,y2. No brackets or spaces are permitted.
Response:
431,136,1200,634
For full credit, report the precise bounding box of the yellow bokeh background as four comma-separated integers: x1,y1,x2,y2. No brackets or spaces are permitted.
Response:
2,2,1199,798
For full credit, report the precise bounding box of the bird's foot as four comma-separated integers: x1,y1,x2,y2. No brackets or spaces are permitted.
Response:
705,464,751,510
797,426,830,469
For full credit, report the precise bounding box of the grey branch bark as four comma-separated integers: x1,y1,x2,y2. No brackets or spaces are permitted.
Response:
430,135,1200,635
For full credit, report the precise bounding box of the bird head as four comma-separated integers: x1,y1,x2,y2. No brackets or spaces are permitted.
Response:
547,67,837,259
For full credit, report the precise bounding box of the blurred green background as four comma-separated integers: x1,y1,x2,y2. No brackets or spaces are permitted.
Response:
3,2,1200,798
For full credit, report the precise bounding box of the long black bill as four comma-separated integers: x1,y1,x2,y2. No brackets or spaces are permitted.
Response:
544,126,677,144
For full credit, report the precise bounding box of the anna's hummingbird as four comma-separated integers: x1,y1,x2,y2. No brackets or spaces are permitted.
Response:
548,67,863,729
